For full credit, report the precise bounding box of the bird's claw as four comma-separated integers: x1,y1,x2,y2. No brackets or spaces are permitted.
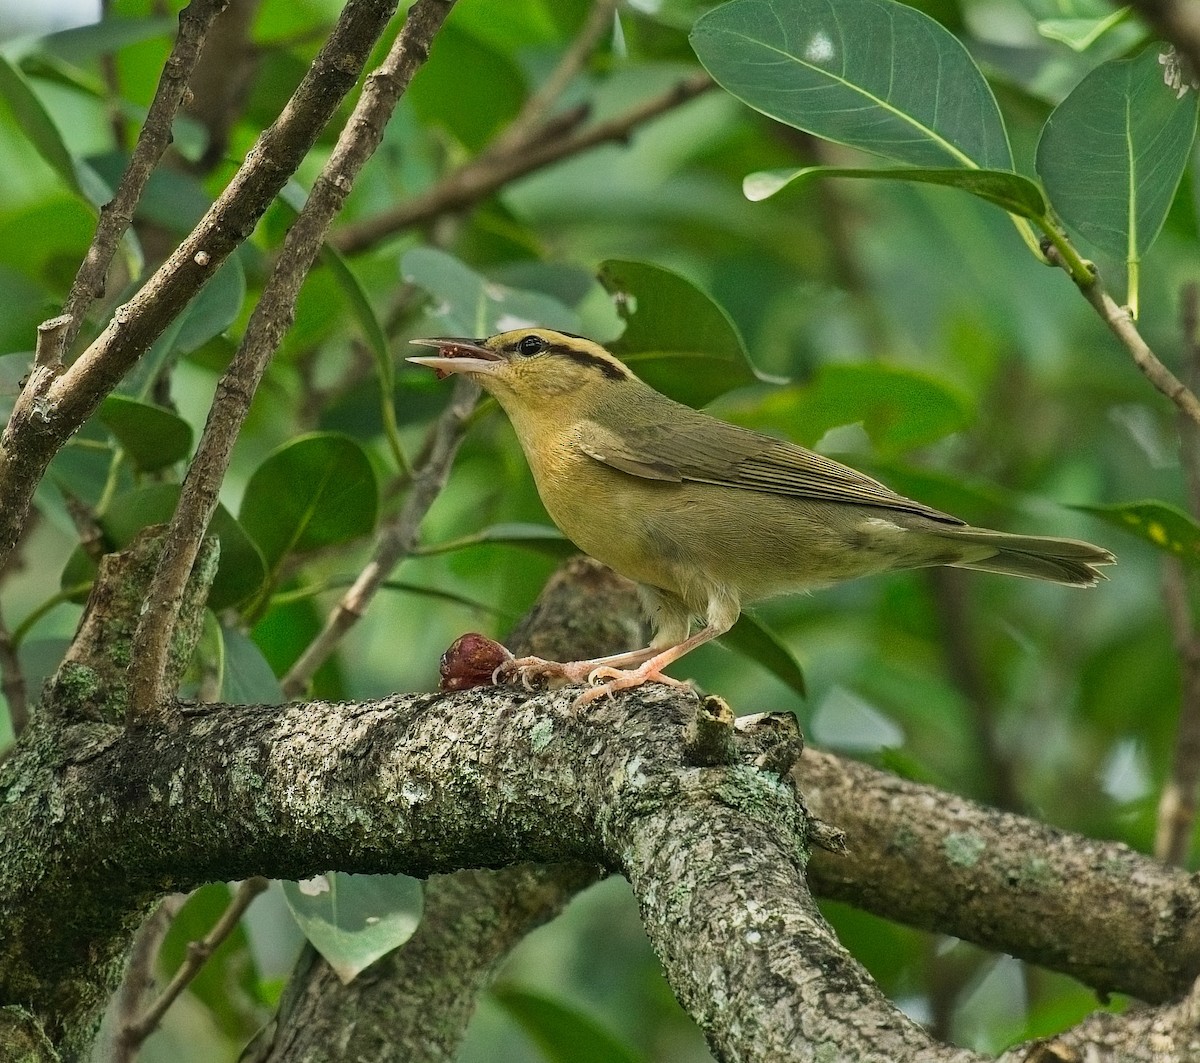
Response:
493,656,591,691
573,666,694,707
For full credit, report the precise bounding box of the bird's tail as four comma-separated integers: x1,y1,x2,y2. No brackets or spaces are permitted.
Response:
936,527,1115,587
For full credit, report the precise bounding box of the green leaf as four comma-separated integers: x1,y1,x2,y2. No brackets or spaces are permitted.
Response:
492,985,647,1063
97,395,193,472
174,252,246,354
65,483,268,610
402,246,581,338
1073,500,1200,564
723,363,971,456
721,613,806,698
0,52,113,207
220,626,284,704
744,165,1049,219
691,0,1012,170
1037,8,1134,51
239,433,379,572
282,873,424,984
415,522,573,558
1037,44,1199,262
598,259,760,408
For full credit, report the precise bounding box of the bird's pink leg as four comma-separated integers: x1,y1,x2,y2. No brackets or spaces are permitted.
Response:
573,623,728,706
494,646,658,691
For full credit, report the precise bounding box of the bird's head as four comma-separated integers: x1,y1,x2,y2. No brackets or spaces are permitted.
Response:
408,328,633,413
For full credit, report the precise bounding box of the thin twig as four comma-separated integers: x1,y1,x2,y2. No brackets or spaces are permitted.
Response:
331,71,716,255
281,376,478,696
1155,283,1200,865
1044,243,1200,429
58,0,232,360
118,880,267,1050
486,0,620,157
0,604,27,738
0,0,402,578
109,893,188,1063
126,0,457,721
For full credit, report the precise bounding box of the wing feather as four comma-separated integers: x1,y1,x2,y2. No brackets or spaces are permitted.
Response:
576,412,961,525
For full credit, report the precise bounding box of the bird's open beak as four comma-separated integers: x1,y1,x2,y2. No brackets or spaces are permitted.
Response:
407,337,504,379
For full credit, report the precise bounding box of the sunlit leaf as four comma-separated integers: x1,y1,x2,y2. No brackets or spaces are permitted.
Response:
492,985,647,1063
1037,44,1199,261
1073,500,1200,564
691,0,1012,170
239,434,379,572
599,259,761,408
283,873,424,984
721,613,806,698
744,165,1048,219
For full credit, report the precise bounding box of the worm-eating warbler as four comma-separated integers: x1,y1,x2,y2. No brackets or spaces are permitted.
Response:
409,329,1114,704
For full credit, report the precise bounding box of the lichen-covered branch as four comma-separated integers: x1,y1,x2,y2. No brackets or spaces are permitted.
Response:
800,749,1200,1003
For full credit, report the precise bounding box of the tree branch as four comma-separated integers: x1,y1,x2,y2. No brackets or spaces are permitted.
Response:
799,749,1200,1003
330,72,716,256
0,0,402,575
56,0,232,360
1043,243,1200,429
1156,282,1200,865
125,0,456,719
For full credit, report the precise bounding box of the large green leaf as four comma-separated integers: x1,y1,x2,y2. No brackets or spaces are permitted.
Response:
239,433,379,572
401,247,581,339
744,165,1048,219
1073,500,1200,565
405,23,526,151
1037,44,1199,263
283,873,424,984
97,394,193,472
598,259,759,408
491,986,647,1063
722,362,972,456
691,0,1012,170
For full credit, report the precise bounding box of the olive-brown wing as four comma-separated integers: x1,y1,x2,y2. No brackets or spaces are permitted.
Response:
576,410,962,525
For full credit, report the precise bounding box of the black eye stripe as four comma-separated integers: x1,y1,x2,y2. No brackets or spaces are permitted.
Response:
499,336,630,381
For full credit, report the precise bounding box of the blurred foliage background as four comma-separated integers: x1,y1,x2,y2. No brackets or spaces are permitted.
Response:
0,0,1197,1057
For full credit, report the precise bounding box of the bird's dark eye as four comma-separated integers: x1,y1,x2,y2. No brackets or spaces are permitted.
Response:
516,334,547,357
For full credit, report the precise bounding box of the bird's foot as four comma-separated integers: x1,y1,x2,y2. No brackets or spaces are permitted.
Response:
573,665,695,707
493,655,595,691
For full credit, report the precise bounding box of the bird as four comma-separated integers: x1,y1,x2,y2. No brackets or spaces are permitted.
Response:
408,328,1114,705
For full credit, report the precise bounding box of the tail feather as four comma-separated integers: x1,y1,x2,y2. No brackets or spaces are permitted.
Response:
937,528,1115,587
